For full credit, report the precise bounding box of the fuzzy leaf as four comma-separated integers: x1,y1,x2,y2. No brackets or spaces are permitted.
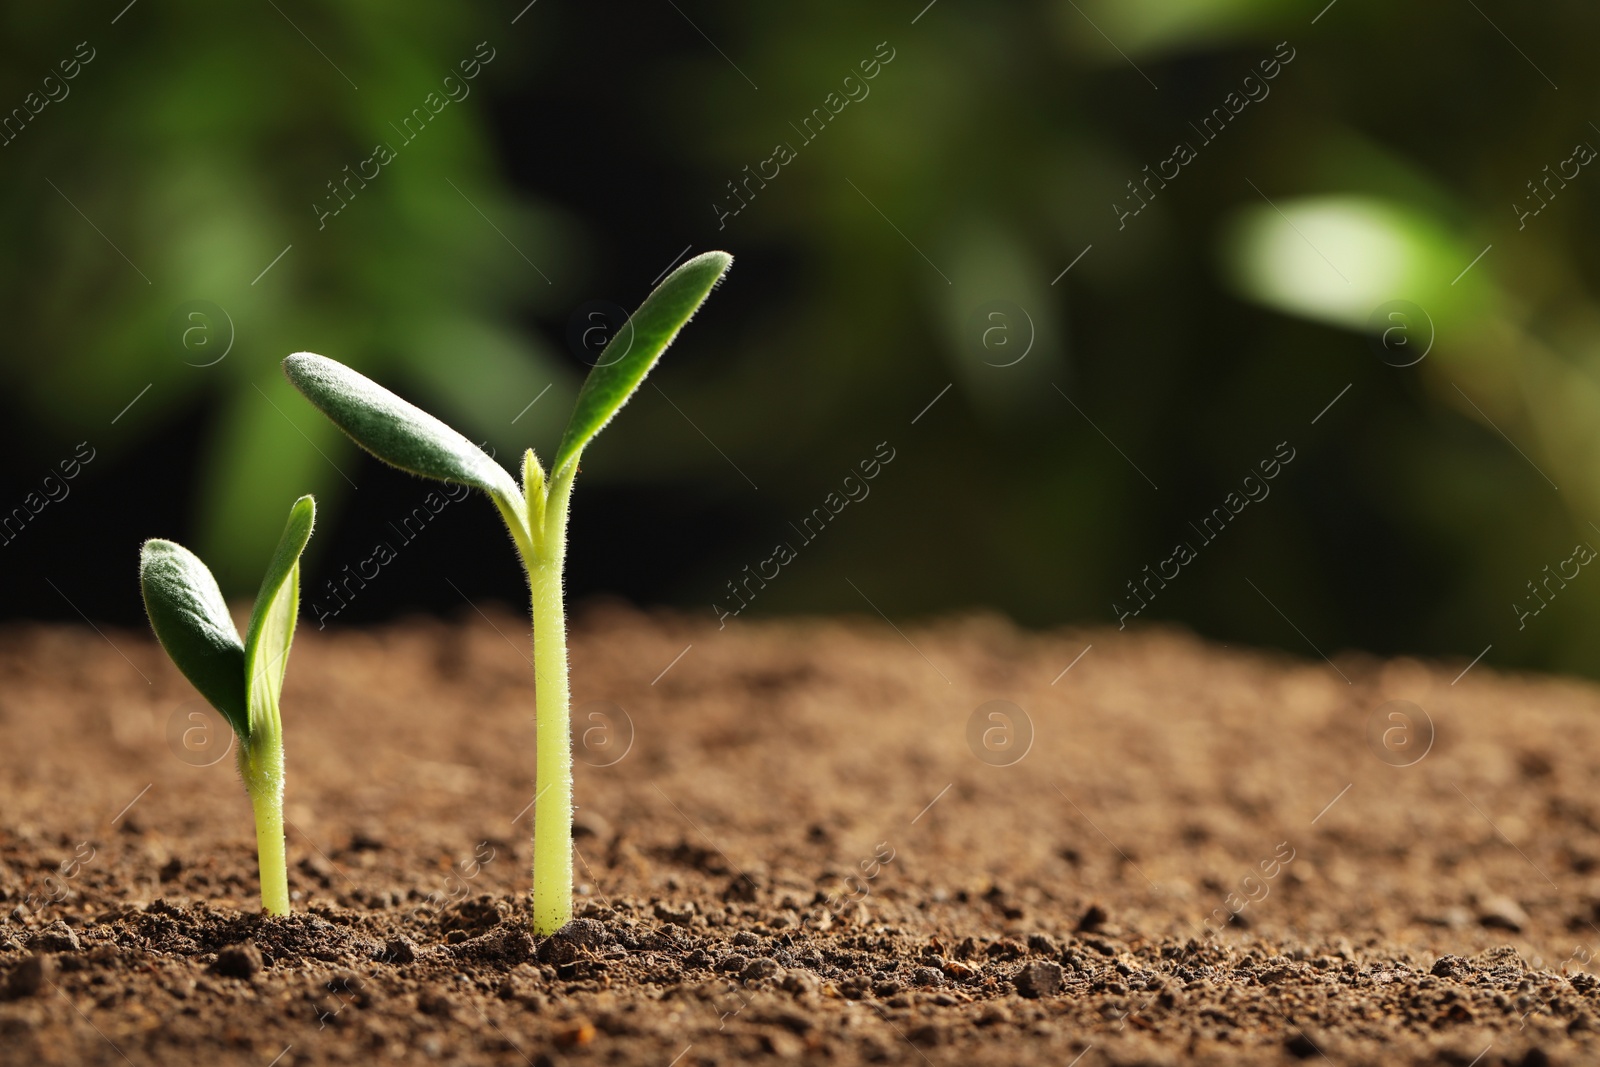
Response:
283,352,521,504
140,539,249,739
244,496,315,739
552,250,732,477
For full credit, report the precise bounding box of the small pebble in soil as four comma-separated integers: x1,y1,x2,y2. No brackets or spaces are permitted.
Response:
2,954,52,999
348,828,385,851
911,967,944,987
537,918,609,965
1258,964,1295,985
1076,903,1109,932
27,921,80,954
554,1021,596,1047
1285,1032,1322,1059
653,901,695,926
723,874,759,902
781,971,820,996
1478,895,1529,932
761,1030,804,1057
1014,960,1065,999
1027,933,1060,957
382,936,419,965
211,941,263,979
741,957,781,982
985,939,1024,961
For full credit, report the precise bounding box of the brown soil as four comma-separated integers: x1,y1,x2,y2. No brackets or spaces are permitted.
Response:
1,604,1598,1065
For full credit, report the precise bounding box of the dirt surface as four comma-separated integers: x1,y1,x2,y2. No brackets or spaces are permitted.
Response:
2,604,1600,1065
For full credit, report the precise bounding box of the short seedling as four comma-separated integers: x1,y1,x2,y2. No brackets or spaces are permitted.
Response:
283,251,732,934
140,495,316,916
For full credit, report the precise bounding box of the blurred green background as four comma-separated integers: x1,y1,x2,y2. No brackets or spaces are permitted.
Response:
3,0,1597,677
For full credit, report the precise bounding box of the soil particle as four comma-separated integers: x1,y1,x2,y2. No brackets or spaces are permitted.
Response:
1014,960,1065,998
1285,1031,1323,1059
348,828,385,852
210,940,262,978
1479,894,1531,931
780,970,820,996
382,934,419,964
554,1019,597,1046
26,919,80,953
536,915,606,956
1431,954,1473,980
1,954,51,999
652,899,696,926
740,956,782,982
1076,902,1110,932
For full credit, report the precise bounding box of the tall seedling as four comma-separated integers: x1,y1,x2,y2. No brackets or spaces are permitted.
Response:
140,495,316,916
283,251,732,933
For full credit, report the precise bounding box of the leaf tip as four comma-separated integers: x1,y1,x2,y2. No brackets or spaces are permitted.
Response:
282,352,341,397
684,249,733,288
138,537,189,578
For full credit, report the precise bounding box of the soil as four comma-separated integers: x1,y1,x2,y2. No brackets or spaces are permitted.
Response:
2,603,1599,1065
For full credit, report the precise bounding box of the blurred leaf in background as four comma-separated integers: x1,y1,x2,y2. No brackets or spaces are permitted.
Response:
0,2,573,590
549,0,1600,674
10,0,1600,681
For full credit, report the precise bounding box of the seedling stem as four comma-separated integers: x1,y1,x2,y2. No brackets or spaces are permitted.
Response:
140,495,315,917
242,735,289,916
283,251,731,934
527,466,574,930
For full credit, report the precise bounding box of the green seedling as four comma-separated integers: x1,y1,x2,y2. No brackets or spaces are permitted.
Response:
139,495,316,917
283,251,732,934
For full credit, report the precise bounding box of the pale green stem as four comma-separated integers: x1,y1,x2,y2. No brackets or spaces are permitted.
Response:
238,732,289,917
527,469,575,934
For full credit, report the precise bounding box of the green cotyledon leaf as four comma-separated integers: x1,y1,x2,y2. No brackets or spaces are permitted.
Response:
551,250,732,478
283,352,521,505
140,538,249,738
243,495,314,740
